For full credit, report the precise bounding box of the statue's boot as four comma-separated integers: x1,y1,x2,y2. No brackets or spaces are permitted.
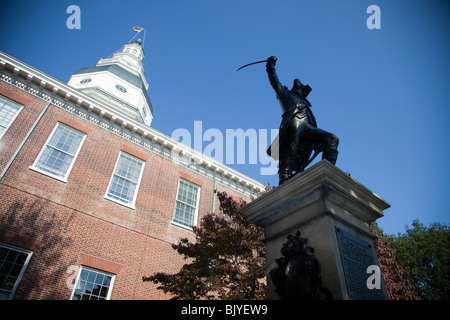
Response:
278,161,294,185
322,134,339,165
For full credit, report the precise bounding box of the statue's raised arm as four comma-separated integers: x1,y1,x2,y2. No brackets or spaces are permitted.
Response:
266,56,286,101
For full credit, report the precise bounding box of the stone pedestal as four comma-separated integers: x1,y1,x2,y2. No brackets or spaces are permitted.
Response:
239,160,390,300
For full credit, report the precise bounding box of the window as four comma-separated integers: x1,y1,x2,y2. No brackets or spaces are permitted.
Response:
71,267,115,300
115,84,127,93
0,95,22,139
105,152,145,208
79,78,91,84
172,179,200,228
31,123,86,181
0,244,32,300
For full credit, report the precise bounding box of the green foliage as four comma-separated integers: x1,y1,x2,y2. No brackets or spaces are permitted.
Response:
389,219,450,300
143,191,266,300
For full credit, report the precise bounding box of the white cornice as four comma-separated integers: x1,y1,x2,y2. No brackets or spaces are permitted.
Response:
0,51,266,196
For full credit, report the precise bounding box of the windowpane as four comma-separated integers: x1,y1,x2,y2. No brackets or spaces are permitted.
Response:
16,253,28,265
10,264,22,277
92,284,101,296
100,286,108,297
95,273,104,285
0,248,7,261
107,175,137,204
71,267,114,300
79,269,88,281
36,147,73,178
3,276,16,290
173,201,195,227
78,280,86,292
48,126,83,155
115,154,143,182
5,250,18,263
33,124,85,180
106,152,144,206
173,179,200,228
87,271,96,283
0,96,21,138
0,104,19,127
103,275,112,287
85,282,93,293
0,262,12,275
177,180,198,207
0,244,32,300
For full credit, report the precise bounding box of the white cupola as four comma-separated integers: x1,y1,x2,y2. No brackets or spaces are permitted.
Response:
68,39,153,126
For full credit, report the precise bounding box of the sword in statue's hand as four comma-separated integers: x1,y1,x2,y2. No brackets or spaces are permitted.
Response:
236,56,277,71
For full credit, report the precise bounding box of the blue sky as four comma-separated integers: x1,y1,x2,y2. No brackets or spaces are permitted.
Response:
1,0,449,235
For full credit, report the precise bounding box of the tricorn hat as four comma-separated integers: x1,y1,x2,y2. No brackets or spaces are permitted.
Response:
292,79,312,97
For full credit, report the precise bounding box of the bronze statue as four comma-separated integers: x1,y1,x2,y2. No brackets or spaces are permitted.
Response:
264,56,339,184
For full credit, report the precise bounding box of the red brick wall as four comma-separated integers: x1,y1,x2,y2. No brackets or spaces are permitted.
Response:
0,80,254,300
0,81,49,173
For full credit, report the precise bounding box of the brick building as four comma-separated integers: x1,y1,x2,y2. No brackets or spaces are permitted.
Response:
0,40,265,300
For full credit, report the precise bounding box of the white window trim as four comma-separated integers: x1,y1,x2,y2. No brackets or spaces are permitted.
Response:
29,122,86,183
0,243,33,300
104,151,145,209
171,179,201,230
0,95,23,140
69,266,116,300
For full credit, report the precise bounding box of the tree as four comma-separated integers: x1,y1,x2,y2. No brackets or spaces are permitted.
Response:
142,191,266,300
370,222,418,300
389,219,450,300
